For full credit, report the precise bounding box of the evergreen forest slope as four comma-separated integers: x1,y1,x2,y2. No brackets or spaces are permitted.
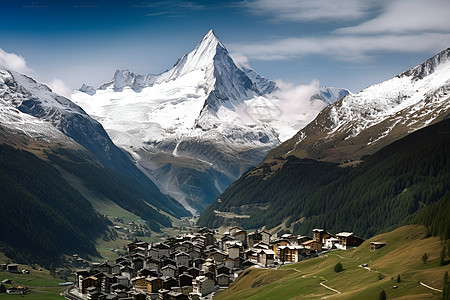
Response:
198,118,450,238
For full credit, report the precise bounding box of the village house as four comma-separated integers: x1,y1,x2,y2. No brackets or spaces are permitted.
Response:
370,241,387,251
335,232,365,249
278,245,305,263
192,275,214,297
313,229,332,245
258,249,275,267
302,240,322,252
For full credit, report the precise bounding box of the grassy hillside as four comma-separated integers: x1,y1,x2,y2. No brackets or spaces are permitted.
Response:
198,118,450,238
0,252,67,299
215,225,450,300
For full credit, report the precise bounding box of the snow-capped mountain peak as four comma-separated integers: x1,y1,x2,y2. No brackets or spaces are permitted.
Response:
72,30,349,214
271,48,450,163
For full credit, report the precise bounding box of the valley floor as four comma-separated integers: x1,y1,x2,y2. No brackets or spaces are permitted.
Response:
214,225,450,300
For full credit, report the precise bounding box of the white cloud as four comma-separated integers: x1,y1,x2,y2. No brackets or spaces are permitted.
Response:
230,33,450,62
48,78,72,98
336,0,450,34
243,0,373,22
230,52,251,69
0,48,33,74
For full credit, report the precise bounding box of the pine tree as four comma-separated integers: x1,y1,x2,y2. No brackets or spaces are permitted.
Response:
379,290,387,300
422,252,428,264
441,245,447,266
397,274,401,283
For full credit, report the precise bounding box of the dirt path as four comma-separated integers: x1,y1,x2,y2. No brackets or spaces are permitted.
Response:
290,268,341,298
320,279,341,299
419,281,443,292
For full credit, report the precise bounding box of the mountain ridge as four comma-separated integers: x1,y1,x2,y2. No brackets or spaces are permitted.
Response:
73,30,348,214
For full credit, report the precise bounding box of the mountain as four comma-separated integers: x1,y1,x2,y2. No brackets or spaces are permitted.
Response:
270,48,450,163
0,66,193,266
198,49,450,237
0,67,188,219
73,30,348,213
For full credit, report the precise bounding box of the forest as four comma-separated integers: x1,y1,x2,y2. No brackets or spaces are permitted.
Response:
198,118,450,239
0,144,108,267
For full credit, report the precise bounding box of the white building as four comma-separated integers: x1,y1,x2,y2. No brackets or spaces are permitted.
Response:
192,275,215,296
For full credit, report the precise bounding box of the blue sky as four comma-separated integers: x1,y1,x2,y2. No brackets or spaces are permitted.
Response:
1,0,449,96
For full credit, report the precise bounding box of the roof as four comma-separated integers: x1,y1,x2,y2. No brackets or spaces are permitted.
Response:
370,241,387,245
302,240,320,245
336,232,354,237
312,229,324,232
262,249,275,255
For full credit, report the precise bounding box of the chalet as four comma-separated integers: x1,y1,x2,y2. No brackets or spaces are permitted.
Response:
297,236,313,244
302,240,322,252
272,239,290,255
187,267,200,278
253,242,270,250
145,257,160,272
192,258,204,269
192,275,215,296
146,277,163,293
6,264,18,272
131,255,145,272
242,260,256,269
131,276,147,291
211,250,227,264
324,237,340,249
203,270,215,281
260,230,272,244
279,245,305,263
87,290,107,300
167,291,188,299
162,276,178,290
154,243,171,257
244,249,258,261
158,288,170,300
148,248,159,259
0,264,7,270
335,232,365,249
161,264,177,277
224,257,241,270
370,242,387,251
111,283,128,292
1,279,12,284
111,264,121,274
162,258,177,268
100,273,116,294
217,265,230,275
115,275,129,287
188,248,201,260
312,229,332,245
138,268,158,277
179,273,193,287
281,233,297,244
258,249,275,267
227,244,241,259
177,265,188,276
201,259,216,274
98,262,113,274
175,252,189,267
247,231,261,248
217,274,230,287
233,230,248,247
